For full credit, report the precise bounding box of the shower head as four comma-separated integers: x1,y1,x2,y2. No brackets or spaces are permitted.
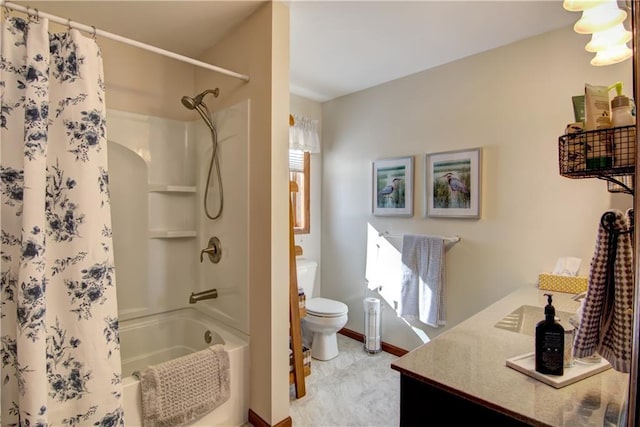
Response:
181,88,219,110
181,96,198,110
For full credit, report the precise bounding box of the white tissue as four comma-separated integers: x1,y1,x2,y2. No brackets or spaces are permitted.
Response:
552,257,581,276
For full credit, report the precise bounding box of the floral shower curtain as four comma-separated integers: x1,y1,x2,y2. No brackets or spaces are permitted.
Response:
0,17,123,426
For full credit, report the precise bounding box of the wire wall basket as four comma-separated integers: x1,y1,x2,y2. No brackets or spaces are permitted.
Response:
559,125,636,194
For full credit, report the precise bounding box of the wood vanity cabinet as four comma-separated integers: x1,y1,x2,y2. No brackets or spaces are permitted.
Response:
398,374,530,426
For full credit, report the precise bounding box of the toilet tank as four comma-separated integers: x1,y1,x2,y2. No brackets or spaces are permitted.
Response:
296,259,317,298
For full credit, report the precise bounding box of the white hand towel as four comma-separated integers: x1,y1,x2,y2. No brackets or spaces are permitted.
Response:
398,234,446,327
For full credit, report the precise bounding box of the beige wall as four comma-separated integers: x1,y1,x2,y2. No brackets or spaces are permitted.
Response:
196,2,290,424
44,21,195,120
100,37,195,121
321,26,633,351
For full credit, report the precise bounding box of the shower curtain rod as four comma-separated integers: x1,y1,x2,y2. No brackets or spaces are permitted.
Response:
1,0,250,82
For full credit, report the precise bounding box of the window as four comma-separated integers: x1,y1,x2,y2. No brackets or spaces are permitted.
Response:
289,150,310,234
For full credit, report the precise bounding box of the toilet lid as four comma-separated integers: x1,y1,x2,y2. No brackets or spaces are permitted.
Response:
306,297,348,317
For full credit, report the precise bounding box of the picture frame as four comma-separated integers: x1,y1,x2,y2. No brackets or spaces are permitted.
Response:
372,156,414,216
425,148,481,218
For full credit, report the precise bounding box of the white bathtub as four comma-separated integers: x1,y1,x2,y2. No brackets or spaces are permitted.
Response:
119,308,250,426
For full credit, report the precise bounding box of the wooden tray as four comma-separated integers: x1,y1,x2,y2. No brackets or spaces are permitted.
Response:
506,352,611,388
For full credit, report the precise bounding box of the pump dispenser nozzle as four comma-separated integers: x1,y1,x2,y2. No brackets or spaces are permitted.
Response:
609,81,629,110
544,293,556,319
609,81,623,97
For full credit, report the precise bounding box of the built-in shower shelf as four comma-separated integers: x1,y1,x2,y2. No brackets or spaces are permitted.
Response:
148,184,197,193
148,230,197,239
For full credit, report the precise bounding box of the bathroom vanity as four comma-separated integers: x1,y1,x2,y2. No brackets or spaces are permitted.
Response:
391,285,630,426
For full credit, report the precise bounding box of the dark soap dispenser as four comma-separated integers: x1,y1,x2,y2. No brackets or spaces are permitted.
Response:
535,293,564,376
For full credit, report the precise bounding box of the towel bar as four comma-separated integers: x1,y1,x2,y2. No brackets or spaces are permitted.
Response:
378,231,461,244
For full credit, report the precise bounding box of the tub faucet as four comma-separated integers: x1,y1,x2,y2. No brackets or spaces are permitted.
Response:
189,289,218,304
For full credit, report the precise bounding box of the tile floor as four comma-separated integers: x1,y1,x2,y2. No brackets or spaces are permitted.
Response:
289,334,401,427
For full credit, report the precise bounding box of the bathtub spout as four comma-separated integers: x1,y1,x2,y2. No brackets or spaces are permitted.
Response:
189,289,218,304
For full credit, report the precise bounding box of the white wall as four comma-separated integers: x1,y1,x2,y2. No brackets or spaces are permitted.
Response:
321,26,634,351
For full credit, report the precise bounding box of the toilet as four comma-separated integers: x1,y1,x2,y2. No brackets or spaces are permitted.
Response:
296,259,348,361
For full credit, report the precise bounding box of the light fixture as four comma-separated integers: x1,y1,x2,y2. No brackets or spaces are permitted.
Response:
585,23,632,52
574,0,627,34
563,0,606,12
591,43,633,66
562,0,632,66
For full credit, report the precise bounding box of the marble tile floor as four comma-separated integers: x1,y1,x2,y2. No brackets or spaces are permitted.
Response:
289,334,401,427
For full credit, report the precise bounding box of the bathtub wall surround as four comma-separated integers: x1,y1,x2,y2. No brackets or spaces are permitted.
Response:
106,101,250,334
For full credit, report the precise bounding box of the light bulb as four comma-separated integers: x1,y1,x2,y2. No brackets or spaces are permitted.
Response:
590,43,633,66
563,0,607,12
574,0,627,34
585,24,632,52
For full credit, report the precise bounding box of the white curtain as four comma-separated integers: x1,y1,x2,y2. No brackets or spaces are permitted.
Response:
289,113,320,153
0,17,124,426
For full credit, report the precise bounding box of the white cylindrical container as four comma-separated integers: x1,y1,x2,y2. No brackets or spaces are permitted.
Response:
611,94,636,167
363,297,381,354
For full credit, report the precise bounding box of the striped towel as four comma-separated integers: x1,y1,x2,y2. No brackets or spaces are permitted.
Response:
398,234,446,327
140,344,230,427
573,209,634,373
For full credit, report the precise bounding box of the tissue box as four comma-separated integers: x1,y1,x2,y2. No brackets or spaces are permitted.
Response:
538,273,588,294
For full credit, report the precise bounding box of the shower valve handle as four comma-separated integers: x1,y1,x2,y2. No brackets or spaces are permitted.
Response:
200,237,222,263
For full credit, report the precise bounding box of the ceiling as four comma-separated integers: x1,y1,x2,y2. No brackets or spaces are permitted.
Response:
11,1,578,103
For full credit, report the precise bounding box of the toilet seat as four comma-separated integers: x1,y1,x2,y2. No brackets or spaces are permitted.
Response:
306,297,348,318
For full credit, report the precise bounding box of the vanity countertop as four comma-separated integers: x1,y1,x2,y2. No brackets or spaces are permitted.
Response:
390,285,630,426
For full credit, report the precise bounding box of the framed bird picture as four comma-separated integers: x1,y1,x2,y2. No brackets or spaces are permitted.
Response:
372,156,414,216
426,148,482,218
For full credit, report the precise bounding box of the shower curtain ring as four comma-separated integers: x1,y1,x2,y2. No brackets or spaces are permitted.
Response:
91,25,97,40
67,18,72,31
27,7,39,22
